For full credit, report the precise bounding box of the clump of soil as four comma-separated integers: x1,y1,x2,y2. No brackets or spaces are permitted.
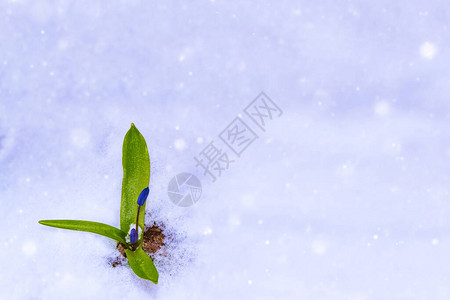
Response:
142,225,165,253
110,223,165,268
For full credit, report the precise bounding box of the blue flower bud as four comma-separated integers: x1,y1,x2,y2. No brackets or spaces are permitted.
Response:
137,187,149,206
130,228,138,245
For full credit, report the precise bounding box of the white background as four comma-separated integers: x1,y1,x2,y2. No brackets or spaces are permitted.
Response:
1,1,449,299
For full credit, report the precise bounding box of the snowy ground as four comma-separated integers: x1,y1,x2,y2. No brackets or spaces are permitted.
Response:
1,1,450,299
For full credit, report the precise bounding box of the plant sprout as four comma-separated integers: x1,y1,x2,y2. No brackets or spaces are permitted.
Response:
39,123,158,284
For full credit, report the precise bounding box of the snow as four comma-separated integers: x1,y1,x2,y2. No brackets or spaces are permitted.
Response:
174,138,187,150
1,0,450,299
420,41,437,59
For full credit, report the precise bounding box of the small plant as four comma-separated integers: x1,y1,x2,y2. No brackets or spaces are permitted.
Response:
39,123,158,284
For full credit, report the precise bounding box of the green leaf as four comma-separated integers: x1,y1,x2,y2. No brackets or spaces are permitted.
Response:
120,123,150,233
38,220,128,245
125,248,159,284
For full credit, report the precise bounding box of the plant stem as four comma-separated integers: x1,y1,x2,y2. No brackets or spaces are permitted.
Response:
136,206,141,236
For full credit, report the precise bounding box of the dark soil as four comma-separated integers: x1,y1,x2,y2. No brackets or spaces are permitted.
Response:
142,225,165,253
110,223,165,268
